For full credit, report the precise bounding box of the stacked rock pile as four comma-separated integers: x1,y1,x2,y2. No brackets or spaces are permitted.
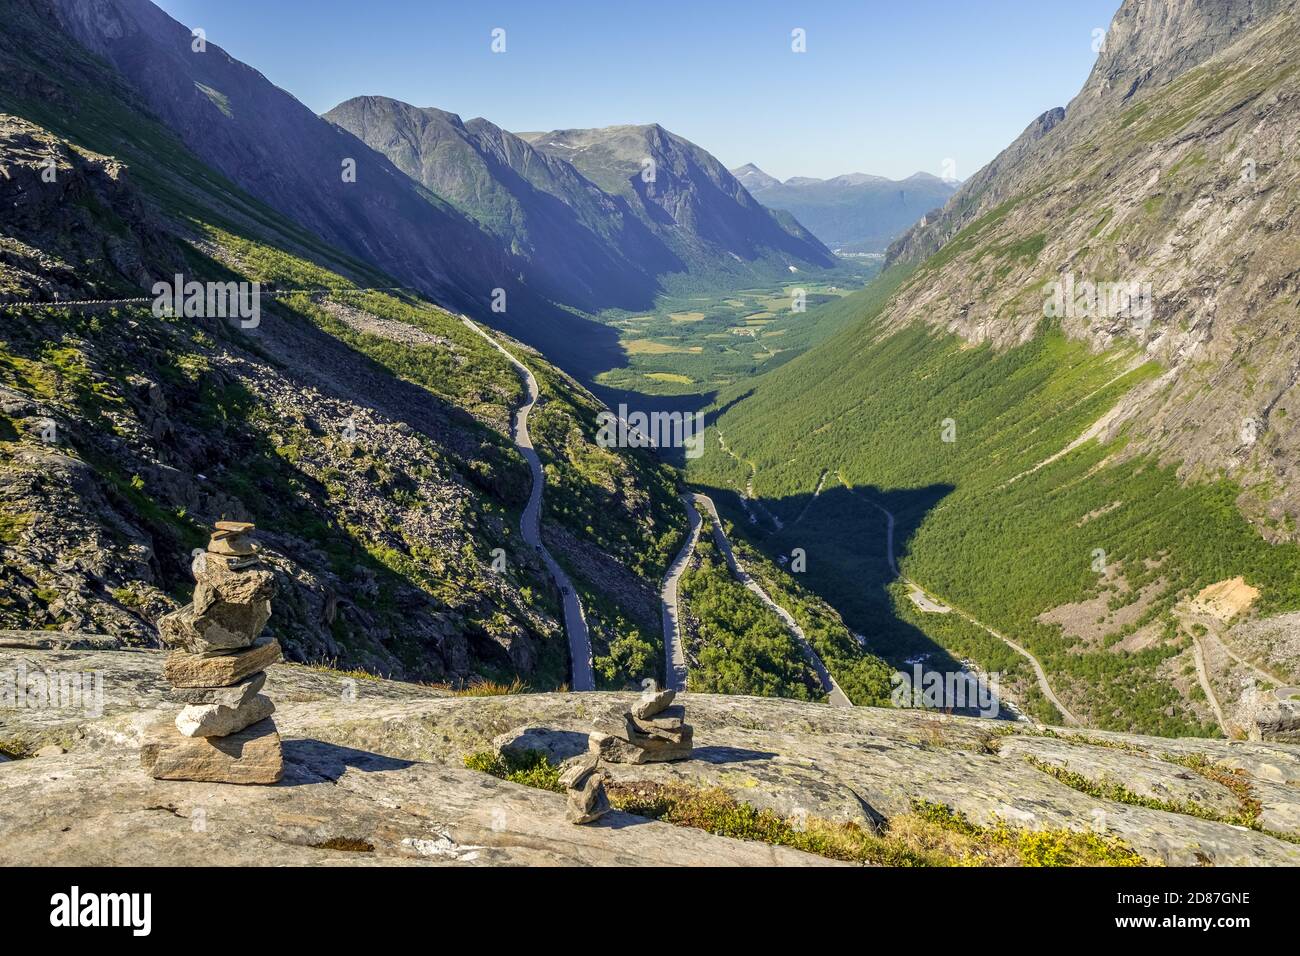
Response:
590,688,692,764
559,754,611,824
141,522,283,784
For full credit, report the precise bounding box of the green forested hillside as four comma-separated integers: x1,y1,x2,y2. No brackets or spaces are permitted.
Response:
689,272,1300,734
679,532,822,700
728,535,896,707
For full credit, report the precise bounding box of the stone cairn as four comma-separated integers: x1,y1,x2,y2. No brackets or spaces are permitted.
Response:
559,754,611,824
141,521,284,784
589,688,692,765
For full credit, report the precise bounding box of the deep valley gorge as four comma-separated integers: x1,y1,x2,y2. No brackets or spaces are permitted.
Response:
2,0,1300,881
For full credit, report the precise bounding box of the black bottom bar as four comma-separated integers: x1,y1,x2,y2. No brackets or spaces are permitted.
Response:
0,864,1283,941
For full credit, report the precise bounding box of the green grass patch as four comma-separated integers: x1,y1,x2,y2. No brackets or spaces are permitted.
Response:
464,749,1150,865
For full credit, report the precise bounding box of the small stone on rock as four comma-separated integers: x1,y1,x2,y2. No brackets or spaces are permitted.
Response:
176,693,275,738
166,670,266,708
632,689,675,720
565,764,611,825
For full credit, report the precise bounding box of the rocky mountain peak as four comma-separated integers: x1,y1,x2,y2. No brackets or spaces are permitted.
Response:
731,162,781,191
890,0,1297,272
1079,0,1295,110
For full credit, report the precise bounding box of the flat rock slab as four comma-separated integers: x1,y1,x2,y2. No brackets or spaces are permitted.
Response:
0,630,120,651
0,645,452,755
141,717,283,784
7,645,1300,867
997,736,1244,818
278,693,1300,866
163,639,282,688
0,743,836,866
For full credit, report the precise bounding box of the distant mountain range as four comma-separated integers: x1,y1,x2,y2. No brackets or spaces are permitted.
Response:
519,125,831,274
328,98,834,309
732,164,959,253
323,97,668,312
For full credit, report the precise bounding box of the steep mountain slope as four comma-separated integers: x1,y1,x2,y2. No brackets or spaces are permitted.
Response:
689,0,1300,736
323,96,670,312
46,0,511,308
735,164,958,253
0,0,684,687
40,0,624,380
519,124,836,287
884,0,1300,531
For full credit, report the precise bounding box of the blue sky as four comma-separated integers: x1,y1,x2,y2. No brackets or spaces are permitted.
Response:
154,0,1120,181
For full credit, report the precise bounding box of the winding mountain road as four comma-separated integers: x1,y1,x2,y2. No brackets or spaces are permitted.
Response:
461,317,593,691
661,494,704,692
716,431,783,530
1188,628,1229,736
1176,606,1299,737
835,472,1078,726
691,494,852,707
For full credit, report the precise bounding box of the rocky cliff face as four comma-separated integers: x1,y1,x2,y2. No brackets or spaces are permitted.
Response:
2,637,1298,866
0,243,559,680
1080,0,1292,110
0,117,177,300
0,55,554,680
884,0,1300,534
